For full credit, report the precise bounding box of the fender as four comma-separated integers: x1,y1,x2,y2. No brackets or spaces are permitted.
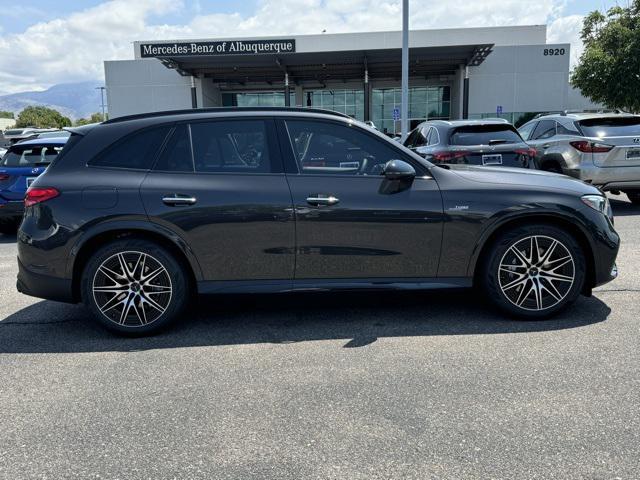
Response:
66,217,204,281
465,206,596,278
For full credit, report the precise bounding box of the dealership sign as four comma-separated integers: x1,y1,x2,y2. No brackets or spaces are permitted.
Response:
140,39,296,58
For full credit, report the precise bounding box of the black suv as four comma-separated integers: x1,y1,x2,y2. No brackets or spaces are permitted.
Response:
17,108,619,335
404,119,537,169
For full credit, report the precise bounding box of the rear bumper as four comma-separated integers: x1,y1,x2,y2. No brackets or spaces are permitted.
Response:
0,199,24,219
16,257,75,303
576,164,640,191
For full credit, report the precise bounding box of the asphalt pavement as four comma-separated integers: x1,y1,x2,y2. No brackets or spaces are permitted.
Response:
0,195,638,479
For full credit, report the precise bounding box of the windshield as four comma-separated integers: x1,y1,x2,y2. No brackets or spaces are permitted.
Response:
450,125,523,146
0,145,63,167
579,117,640,137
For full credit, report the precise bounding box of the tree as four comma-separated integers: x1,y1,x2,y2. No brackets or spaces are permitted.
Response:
571,1,640,112
75,112,105,126
15,106,72,128
0,110,14,119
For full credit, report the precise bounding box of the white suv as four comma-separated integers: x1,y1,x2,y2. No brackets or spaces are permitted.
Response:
518,113,640,204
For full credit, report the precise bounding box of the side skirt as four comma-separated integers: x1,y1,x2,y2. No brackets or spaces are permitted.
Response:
197,277,473,295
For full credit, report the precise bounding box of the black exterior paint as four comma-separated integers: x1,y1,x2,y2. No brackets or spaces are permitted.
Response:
16,109,620,304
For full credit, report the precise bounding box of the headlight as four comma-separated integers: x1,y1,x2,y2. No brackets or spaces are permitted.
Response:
582,194,613,221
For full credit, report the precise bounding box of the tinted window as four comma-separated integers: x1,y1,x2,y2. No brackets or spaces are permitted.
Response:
578,117,640,137
450,125,523,146
191,120,272,173
405,127,427,148
1,145,63,167
428,127,439,146
531,120,556,140
286,120,405,175
556,122,580,135
517,122,536,141
154,125,193,172
90,126,170,169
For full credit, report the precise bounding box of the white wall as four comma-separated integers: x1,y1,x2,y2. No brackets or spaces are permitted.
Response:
105,59,192,118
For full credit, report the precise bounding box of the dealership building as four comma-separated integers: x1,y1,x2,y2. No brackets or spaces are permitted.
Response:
104,25,597,133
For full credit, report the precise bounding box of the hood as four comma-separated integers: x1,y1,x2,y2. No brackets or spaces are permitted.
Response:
443,164,600,196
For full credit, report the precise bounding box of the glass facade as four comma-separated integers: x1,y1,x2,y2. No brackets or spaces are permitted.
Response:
221,91,295,107
305,89,365,120
372,86,451,134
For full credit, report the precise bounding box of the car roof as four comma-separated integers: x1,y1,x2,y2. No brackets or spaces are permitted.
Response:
533,112,639,122
420,119,511,129
12,137,69,147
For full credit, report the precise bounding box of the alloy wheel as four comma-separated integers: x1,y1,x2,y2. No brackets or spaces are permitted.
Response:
498,235,575,311
92,251,172,326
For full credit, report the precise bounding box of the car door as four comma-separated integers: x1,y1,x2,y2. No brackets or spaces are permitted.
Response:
278,118,444,281
527,119,558,151
140,118,295,284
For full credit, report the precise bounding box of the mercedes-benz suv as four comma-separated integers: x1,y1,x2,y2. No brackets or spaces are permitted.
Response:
16,107,620,335
518,112,640,204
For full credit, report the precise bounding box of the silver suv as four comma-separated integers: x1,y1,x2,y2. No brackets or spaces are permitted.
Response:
518,113,640,204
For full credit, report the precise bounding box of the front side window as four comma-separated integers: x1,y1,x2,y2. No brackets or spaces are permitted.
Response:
90,126,171,170
285,120,405,176
517,122,536,141
1,145,63,167
191,120,272,173
531,120,557,140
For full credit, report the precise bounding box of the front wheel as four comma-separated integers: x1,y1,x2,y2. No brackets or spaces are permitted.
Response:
81,239,189,335
482,225,586,318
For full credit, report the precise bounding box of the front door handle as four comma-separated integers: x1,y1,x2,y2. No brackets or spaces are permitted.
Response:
162,194,197,206
306,195,340,206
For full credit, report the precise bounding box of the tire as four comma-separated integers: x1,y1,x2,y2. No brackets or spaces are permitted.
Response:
482,224,586,319
81,238,190,335
625,190,640,205
541,162,562,174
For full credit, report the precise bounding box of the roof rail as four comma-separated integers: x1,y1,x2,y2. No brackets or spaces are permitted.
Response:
103,106,353,124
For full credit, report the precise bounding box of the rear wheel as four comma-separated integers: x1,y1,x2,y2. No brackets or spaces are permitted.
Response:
81,239,189,335
541,161,562,174
625,190,640,205
482,225,586,318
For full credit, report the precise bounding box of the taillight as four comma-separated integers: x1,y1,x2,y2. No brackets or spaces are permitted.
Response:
514,147,537,157
431,151,467,162
570,141,613,153
24,187,59,207
0,174,9,181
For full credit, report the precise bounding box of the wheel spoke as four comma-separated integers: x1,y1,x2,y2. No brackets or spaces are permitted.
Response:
540,277,562,302
118,295,134,324
99,265,124,285
99,292,127,314
531,279,543,310
509,246,530,267
515,278,532,306
538,240,558,266
540,271,573,283
544,255,572,270
530,236,540,265
502,273,529,291
140,291,167,314
142,267,164,285
94,285,129,294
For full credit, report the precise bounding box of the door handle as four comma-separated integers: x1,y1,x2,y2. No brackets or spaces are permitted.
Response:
306,195,340,206
541,144,551,149
162,194,197,206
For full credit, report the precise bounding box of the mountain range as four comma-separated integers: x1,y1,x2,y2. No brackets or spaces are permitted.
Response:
0,81,105,120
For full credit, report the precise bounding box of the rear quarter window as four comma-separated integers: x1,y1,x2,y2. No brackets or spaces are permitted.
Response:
450,125,523,146
89,126,171,170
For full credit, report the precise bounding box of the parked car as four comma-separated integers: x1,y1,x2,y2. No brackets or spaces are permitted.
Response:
518,113,640,204
0,147,6,159
404,120,537,169
3,127,59,145
0,137,67,233
17,107,619,335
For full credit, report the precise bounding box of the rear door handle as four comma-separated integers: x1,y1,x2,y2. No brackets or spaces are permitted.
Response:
162,194,197,206
306,195,340,206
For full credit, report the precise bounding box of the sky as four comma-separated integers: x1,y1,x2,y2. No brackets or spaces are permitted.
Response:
0,0,620,95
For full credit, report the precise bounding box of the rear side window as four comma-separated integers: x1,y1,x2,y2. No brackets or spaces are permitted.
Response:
191,120,273,173
578,117,640,137
89,126,171,170
450,125,523,146
517,122,536,141
1,145,63,167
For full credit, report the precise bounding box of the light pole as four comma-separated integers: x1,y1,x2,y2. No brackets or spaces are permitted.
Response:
95,86,106,121
400,0,409,141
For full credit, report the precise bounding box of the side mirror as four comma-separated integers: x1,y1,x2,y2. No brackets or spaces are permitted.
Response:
383,159,416,181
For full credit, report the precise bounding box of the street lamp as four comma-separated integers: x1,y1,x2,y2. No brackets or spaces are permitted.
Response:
400,0,409,141
95,86,107,121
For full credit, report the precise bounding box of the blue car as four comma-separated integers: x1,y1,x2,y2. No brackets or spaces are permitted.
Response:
0,137,67,233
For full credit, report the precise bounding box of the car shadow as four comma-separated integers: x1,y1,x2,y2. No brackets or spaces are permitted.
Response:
610,197,640,217
0,290,611,354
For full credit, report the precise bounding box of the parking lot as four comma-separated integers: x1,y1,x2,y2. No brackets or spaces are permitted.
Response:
0,194,638,479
